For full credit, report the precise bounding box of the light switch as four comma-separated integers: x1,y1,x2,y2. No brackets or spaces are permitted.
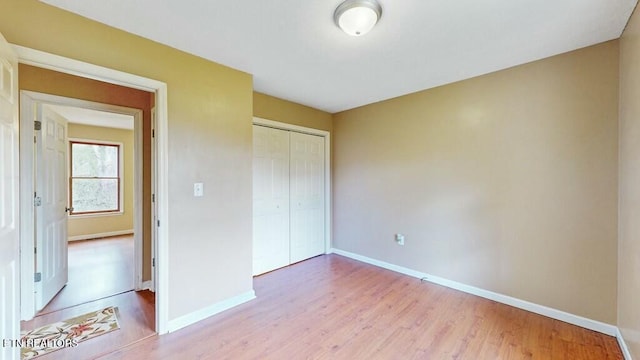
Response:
193,182,204,197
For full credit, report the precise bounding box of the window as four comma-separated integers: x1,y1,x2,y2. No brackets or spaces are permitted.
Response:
69,140,122,215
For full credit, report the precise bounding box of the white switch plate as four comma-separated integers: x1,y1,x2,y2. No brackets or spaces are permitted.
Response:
194,182,204,197
395,233,405,246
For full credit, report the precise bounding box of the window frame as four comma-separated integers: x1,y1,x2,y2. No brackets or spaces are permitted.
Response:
68,138,124,216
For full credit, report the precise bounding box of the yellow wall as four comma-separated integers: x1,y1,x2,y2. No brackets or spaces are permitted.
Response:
619,4,640,357
67,124,134,239
333,41,619,324
253,92,333,132
1,0,254,321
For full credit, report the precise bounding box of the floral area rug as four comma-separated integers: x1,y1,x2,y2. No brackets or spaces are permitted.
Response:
20,306,120,359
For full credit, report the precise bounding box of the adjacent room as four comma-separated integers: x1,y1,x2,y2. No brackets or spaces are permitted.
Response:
1,0,639,359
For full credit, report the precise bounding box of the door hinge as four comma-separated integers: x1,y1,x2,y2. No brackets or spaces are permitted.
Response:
152,258,155,267
157,220,160,227
152,129,155,138
34,272,41,282
152,194,155,203
34,196,42,207
34,120,42,131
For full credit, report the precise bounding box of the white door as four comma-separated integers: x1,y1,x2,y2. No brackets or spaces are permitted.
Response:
35,105,69,311
289,132,325,263
252,125,290,275
0,32,20,360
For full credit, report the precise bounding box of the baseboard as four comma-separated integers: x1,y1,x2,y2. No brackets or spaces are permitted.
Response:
617,328,634,360
167,290,256,333
140,280,154,292
68,229,134,242
331,248,618,337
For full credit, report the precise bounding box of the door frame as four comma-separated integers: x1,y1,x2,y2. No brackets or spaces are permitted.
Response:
252,117,332,254
20,91,144,319
14,45,170,334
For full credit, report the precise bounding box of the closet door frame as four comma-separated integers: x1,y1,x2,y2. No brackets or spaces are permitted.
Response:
253,117,332,255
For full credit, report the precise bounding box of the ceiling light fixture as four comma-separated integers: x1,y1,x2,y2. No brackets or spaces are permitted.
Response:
334,0,382,37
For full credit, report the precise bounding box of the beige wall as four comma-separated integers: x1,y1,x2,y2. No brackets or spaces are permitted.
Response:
67,124,134,239
1,0,253,321
19,64,154,281
333,41,619,323
253,92,333,132
619,4,640,357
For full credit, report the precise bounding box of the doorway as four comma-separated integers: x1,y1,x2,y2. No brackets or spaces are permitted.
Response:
19,90,152,320
7,44,169,341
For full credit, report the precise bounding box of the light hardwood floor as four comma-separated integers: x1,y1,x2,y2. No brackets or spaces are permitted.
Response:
39,235,135,315
22,290,155,360
20,235,155,359
100,254,623,360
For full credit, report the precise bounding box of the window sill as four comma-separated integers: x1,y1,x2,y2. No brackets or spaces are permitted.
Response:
68,211,124,219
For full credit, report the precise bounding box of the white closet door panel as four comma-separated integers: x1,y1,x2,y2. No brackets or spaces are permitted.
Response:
290,132,325,263
252,126,290,275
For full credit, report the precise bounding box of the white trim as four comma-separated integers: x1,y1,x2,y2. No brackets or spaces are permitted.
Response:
150,106,157,296
167,290,256,333
68,211,125,219
252,117,332,253
331,248,619,337
13,44,170,334
14,46,158,93
141,280,154,292
617,328,634,360
133,105,144,291
19,93,35,320
67,229,134,242
19,91,145,319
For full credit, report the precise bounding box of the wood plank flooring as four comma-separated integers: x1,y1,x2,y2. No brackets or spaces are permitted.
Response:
39,235,135,315
22,290,155,360
100,254,623,360
20,235,155,360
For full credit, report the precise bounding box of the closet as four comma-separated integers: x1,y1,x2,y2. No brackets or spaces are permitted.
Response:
252,124,325,275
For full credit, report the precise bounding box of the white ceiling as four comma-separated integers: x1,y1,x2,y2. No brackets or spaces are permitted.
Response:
41,0,638,113
46,104,134,130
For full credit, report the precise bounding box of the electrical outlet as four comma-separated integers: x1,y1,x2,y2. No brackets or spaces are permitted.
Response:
193,182,204,197
395,233,405,246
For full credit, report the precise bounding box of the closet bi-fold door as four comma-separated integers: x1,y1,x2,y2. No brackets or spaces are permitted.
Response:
252,125,290,275
289,131,325,263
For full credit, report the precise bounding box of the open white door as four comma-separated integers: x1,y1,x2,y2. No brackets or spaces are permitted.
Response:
0,32,20,360
35,105,69,311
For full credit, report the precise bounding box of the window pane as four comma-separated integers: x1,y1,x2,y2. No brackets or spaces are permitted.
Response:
71,143,118,177
71,179,118,213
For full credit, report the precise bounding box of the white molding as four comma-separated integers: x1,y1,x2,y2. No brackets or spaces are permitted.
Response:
13,45,159,92
252,117,332,253
167,290,256,333
133,107,144,292
13,44,170,334
19,91,145,319
19,93,35,321
67,229,134,242
617,328,634,360
331,248,619,337
141,280,154,292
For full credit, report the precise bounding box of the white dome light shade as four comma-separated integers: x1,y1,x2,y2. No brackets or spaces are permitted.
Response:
334,0,382,36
